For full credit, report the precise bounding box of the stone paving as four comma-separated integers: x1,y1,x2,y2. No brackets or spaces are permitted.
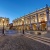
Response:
0,35,50,50
25,31,50,38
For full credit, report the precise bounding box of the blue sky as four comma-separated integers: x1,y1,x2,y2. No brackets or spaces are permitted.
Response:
0,0,50,23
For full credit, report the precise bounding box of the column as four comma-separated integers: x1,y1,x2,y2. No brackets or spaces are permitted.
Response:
24,17,26,31
36,13,39,31
46,5,50,31
29,16,32,30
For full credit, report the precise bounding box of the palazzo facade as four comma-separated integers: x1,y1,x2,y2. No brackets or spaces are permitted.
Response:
13,5,50,34
0,17,9,30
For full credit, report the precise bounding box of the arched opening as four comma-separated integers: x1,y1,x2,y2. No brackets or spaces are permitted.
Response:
32,24,37,30
40,20,47,30
25,25,30,31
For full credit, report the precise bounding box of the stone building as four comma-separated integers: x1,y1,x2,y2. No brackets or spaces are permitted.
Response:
13,5,50,34
0,17,9,30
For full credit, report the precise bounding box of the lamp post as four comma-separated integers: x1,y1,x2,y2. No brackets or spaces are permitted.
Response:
22,19,24,34
2,19,5,35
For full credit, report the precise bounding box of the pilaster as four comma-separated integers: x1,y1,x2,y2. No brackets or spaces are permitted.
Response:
36,13,39,30
46,5,50,31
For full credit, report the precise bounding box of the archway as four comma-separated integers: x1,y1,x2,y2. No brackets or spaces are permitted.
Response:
32,24,37,30
40,20,47,30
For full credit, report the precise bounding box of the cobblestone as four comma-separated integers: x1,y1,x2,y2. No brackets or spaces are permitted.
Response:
0,35,50,50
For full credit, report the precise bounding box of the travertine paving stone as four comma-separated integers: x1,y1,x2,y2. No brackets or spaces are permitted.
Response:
0,35,50,50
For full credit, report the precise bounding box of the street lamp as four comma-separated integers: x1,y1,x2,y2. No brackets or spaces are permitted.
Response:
22,18,24,34
2,19,5,35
